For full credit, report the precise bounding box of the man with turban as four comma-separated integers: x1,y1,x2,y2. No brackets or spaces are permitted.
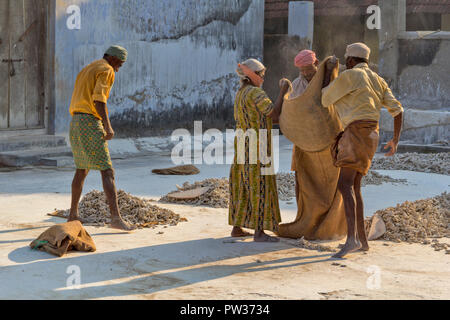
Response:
276,50,347,241
68,45,134,231
290,50,320,202
290,49,319,99
322,43,404,258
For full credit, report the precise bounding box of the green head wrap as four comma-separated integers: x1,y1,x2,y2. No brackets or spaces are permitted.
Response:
105,45,128,62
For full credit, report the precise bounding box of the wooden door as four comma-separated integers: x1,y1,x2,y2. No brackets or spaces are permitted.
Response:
0,0,46,131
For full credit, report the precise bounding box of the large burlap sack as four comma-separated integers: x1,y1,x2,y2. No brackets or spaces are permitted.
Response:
279,57,342,152
30,221,96,257
276,145,346,240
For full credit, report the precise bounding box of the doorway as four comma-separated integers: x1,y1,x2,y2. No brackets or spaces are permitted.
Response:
0,0,49,136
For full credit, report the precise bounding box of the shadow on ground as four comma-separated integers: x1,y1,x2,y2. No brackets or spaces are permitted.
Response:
2,236,333,299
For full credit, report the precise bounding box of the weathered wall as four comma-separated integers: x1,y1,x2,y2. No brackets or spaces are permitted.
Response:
313,15,379,64
263,35,310,100
377,1,450,145
379,37,450,145
397,38,450,110
54,0,264,136
264,0,379,64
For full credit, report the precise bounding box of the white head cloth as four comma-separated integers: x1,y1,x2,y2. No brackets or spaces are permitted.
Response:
236,58,266,80
344,42,371,60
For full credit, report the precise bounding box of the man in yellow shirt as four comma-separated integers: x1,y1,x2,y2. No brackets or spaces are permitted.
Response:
68,45,134,231
322,42,404,258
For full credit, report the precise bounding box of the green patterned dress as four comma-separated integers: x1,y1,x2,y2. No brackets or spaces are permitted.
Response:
229,85,281,232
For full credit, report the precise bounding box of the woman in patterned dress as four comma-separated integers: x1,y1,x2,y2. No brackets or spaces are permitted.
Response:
229,59,290,242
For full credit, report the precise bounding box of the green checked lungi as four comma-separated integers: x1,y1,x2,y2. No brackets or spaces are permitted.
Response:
69,113,113,171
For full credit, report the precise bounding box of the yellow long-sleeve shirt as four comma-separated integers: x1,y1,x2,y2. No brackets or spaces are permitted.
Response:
69,59,115,120
322,63,403,129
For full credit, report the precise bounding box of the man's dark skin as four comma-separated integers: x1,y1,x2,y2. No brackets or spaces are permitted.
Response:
329,56,403,258
299,59,320,82
68,55,134,231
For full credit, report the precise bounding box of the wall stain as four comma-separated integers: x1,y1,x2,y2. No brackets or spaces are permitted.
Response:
398,39,441,76
116,0,252,43
110,94,235,138
127,90,147,105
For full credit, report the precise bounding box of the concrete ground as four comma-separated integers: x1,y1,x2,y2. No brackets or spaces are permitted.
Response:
0,139,449,300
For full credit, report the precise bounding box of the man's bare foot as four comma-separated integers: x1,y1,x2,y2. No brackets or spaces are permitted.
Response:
254,231,280,243
110,217,135,231
358,236,370,251
231,227,253,237
332,239,361,258
359,243,369,252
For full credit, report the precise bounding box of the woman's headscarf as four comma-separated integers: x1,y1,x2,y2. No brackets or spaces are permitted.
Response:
236,58,266,86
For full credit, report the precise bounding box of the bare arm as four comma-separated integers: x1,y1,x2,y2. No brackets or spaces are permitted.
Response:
323,69,333,88
94,101,114,140
384,112,403,156
323,56,338,88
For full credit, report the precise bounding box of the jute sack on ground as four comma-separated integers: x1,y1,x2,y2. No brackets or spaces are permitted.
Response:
279,56,342,152
30,221,96,257
152,165,200,175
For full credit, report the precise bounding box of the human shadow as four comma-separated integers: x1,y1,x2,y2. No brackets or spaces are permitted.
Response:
3,237,334,299
57,253,334,299
0,225,52,246
0,239,35,244
0,226,50,234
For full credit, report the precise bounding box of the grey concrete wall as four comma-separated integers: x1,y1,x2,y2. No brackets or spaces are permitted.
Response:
379,37,450,144
54,0,264,136
379,108,450,145
313,15,379,65
288,1,314,48
397,38,450,110
263,35,310,101
378,1,449,145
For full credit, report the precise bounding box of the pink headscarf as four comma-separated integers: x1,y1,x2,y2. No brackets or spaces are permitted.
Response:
294,50,318,68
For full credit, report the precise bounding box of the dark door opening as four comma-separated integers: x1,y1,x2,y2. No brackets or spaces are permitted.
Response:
0,0,47,132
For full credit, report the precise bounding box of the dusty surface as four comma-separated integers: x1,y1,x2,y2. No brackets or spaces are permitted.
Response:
0,139,449,300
